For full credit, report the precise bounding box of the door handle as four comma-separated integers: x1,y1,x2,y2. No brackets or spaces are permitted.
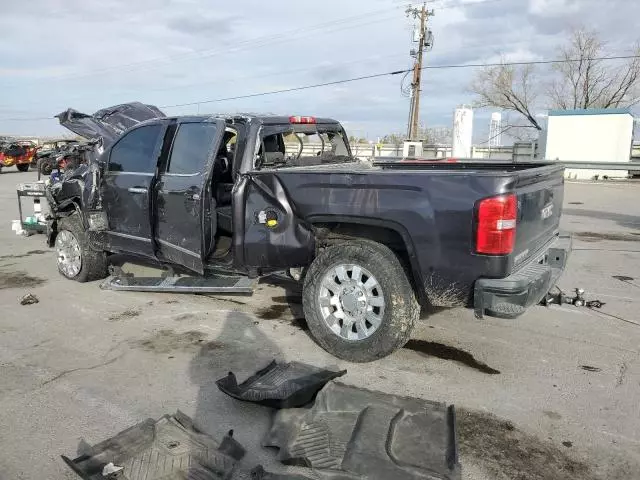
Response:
128,187,147,194
185,192,201,201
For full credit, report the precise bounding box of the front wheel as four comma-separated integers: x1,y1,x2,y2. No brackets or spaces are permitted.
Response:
302,240,419,362
55,214,108,282
16,163,29,172
39,159,54,176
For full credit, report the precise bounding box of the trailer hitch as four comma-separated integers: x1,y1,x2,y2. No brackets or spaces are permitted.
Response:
542,287,605,309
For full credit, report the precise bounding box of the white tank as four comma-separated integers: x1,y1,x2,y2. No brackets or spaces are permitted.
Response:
452,106,473,158
489,112,502,147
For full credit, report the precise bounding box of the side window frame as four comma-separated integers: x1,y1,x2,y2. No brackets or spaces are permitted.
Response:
106,123,164,175
163,121,221,177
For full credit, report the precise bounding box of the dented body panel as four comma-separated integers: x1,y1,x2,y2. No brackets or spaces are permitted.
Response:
47,110,569,314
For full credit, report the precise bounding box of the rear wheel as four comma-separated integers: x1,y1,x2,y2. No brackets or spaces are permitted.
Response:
16,163,29,172
302,240,419,362
56,214,108,282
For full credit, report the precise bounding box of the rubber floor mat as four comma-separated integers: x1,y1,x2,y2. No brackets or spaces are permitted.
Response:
216,361,347,409
263,382,460,480
62,410,245,480
242,465,361,479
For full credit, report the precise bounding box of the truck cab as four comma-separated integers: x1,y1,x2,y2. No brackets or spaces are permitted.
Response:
83,114,350,275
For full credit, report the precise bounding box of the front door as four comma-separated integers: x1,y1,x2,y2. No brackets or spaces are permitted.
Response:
155,120,224,274
102,123,164,257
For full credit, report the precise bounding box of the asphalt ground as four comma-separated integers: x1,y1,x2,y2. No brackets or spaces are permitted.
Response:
1,169,639,479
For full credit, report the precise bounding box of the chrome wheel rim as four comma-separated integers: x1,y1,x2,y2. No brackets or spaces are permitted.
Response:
56,230,82,278
318,263,385,341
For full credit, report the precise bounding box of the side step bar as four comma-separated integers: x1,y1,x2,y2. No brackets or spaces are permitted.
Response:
100,274,255,294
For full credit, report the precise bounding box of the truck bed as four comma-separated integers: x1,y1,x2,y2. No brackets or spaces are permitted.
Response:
269,160,565,307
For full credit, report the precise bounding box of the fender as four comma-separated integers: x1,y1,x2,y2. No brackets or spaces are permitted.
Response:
306,214,428,306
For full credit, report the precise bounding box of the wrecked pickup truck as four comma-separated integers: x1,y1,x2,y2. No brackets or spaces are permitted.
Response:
46,105,571,362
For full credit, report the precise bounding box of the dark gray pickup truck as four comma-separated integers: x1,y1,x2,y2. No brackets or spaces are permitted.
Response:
47,104,570,362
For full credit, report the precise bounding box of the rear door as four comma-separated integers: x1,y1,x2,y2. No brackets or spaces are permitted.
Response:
512,166,565,266
103,123,164,257
155,120,224,274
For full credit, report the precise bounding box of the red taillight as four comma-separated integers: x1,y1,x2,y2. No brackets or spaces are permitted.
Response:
476,194,517,255
289,115,316,124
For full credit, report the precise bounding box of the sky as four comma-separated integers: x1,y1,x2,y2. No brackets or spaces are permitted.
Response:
1,0,639,141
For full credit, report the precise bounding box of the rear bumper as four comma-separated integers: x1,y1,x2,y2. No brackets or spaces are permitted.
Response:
473,233,572,319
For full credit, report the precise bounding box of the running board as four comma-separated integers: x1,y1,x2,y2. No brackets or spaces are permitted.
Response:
100,274,255,294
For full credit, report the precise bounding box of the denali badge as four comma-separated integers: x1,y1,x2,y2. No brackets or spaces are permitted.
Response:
541,204,553,219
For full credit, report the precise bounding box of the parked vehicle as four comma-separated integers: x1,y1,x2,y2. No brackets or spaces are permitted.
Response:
33,139,79,172
0,140,38,172
38,142,94,177
46,105,571,362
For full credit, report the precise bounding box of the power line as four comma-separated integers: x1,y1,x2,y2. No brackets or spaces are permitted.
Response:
3,54,639,121
161,54,640,108
160,70,408,108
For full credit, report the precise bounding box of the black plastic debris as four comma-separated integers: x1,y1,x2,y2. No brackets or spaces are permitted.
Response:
216,361,347,409
246,465,361,479
62,410,244,480
263,382,460,480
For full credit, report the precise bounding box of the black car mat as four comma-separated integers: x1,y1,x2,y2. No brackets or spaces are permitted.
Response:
62,410,245,480
263,382,461,480
242,465,361,479
215,361,347,409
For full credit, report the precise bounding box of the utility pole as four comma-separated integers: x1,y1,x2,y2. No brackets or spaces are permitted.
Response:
406,3,434,140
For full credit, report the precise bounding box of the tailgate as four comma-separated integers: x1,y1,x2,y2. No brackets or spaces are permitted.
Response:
512,166,564,266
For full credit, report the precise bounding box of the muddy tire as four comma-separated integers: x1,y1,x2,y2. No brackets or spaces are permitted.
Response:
16,163,29,172
55,214,108,282
302,240,419,362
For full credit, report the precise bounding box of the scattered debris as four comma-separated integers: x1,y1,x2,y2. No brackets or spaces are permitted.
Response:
580,365,601,372
542,287,604,309
102,462,124,477
19,293,39,305
216,361,346,409
562,441,573,448
264,381,460,480
62,411,244,480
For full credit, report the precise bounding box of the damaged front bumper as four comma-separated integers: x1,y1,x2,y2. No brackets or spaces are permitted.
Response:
473,233,572,319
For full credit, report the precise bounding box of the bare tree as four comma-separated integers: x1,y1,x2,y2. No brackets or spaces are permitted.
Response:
470,61,542,130
470,29,640,130
549,28,640,109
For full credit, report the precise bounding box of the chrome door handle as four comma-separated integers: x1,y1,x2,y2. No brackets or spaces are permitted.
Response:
128,187,147,194
185,192,201,201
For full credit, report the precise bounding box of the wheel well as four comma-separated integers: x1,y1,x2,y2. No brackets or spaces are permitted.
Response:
312,222,425,304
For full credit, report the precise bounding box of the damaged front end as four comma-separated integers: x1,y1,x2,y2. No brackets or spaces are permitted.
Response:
46,102,165,246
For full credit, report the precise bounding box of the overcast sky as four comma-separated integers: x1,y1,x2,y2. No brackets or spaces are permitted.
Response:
1,0,639,140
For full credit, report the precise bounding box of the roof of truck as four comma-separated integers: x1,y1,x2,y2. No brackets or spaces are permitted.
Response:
161,114,341,125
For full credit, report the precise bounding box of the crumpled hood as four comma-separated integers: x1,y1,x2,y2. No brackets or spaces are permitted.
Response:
56,102,165,147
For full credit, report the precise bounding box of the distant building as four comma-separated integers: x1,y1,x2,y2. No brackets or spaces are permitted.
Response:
488,112,502,147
